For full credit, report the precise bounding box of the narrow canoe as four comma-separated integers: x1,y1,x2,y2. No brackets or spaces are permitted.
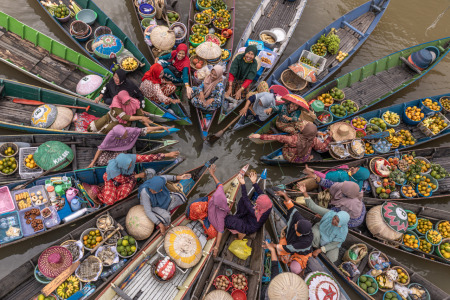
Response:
0,78,179,139
186,0,236,139
258,93,450,166
282,146,450,203
0,11,111,100
0,157,212,299
268,190,450,298
218,0,308,124
0,157,182,250
266,0,390,94
96,170,242,300
0,134,178,186
34,1,192,126
253,36,450,135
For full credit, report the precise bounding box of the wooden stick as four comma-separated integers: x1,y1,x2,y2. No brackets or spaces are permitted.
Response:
206,115,241,144
201,259,223,300
13,98,90,112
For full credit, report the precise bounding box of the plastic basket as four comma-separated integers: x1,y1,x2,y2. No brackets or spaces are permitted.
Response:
0,211,22,244
425,230,442,246
402,106,424,125
401,186,416,200
329,104,347,120
435,220,450,235
420,98,442,115
19,147,43,179
418,237,435,254
351,116,367,131
407,283,431,300
415,218,431,236
0,186,15,214
196,0,211,11
189,35,205,47
400,230,420,252
418,112,450,137
18,207,45,237
0,142,18,158
415,183,432,198
357,275,378,295
434,237,450,261
405,210,418,230
383,291,402,300
381,111,400,128
213,275,232,291
373,138,391,154
422,174,438,192
299,50,327,74
28,185,49,207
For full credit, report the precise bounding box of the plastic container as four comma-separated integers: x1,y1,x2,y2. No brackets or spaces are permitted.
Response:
34,264,52,284
29,185,49,207
11,188,31,211
405,210,418,230
310,44,327,57
435,237,450,261
351,116,368,131
0,211,22,244
139,3,156,19
46,185,56,199
373,138,391,154
415,218,431,236
407,283,431,300
299,50,327,74
213,275,232,291
381,111,400,128
400,230,420,252
329,104,347,120
316,111,333,125
402,106,424,125
18,207,45,237
42,205,61,228
357,275,378,295
425,230,442,246
383,291,401,300
259,30,277,49
76,9,97,25
196,0,211,11
0,186,15,214
18,147,42,179
70,197,82,212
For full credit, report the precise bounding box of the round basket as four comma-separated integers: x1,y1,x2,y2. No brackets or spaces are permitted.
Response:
435,220,450,236
213,19,230,31
439,96,450,113
310,44,327,58
34,264,52,284
204,290,233,300
383,291,402,300
268,272,308,300
391,266,410,285
80,228,104,251
95,245,119,266
342,243,368,264
405,210,418,230
365,123,382,137
76,9,97,25
329,143,350,161
70,20,89,36
400,230,420,252
117,239,138,258
316,111,333,125
166,10,180,23
357,275,378,295
366,204,407,242
164,225,202,268
119,56,139,72
425,229,442,246
71,25,92,42
422,174,438,192
435,237,450,261
191,24,209,35
368,251,390,269
356,129,366,139
213,275,232,291
75,255,103,283
0,143,18,158
61,240,84,262
415,156,431,174
281,69,307,91
416,183,432,198
369,157,390,177
54,10,72,23
419,237,435,254
351,116,367,131
205,34,221,46
231,274,248,291
0,159,18,176
329,104,347,120
420,99,442,115
189,34,205,47
348,139,366,159
170,22,187,44
221,49,231,62
150,259,177,282
141,18,154,30
260,30,277,49
190,55,207,70
134,0,153,8
407,283,431,300
382,111,400,128
194,12,212,26
85,39,95,54
139,3,156,19
196,41,222,62
196,0,211,11
96,214,114,231
211,2,227,12
402,106,424,126
415,218,432,236
94,26,112,38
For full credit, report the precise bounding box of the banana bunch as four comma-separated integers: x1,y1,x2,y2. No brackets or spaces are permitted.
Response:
121,57,138,71
385,128,400,148
221,49,229,60
57,276,79,299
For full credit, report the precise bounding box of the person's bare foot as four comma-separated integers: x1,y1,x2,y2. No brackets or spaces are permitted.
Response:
237,233,246,240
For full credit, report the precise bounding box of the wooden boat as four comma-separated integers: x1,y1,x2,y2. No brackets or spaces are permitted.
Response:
0,78,179,139
217,0,308,124
253,36,450,136
0,156,183,249
258,93,450,166
0,134,178,186
268,192,450,299
0,158,210,299
96,170,243,300
281,146,450,203
266,0,390,94
0,11,111,100
186,0,236,139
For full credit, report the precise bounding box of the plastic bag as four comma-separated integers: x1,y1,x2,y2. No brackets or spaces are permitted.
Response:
228,239,252,260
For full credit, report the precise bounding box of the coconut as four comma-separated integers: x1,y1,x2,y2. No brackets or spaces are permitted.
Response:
125,205,155,240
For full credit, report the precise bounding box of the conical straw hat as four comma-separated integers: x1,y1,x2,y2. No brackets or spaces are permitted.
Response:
49,106,74,130
204,290,233,300
267,272,308,300
196,41,222,60
164,225,202,268
329,122,356,142
150,26,175,50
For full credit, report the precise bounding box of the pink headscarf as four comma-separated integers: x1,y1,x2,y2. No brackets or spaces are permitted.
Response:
329,181,363,219
255,194,272,222
208,185,230,233
110,90,141,120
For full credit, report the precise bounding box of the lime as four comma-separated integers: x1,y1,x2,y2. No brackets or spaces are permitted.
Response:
126,245,131,251
38,295,45,300
368,287,375,294
122,239,129,247
359,276,367,283
128,237,135,245
123,235,130,240
117,245,124,252
360,283,367,290
130,246,136,252
117,239,123,246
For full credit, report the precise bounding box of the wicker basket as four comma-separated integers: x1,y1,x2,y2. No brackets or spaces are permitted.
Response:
94,26,112,38
190,55,207,70
75,255,103,283
369,157,390,177
0,142,18,158
70,20,89,36
368,250,390,269
194,12,212,26
280,69,307,91
342,243,368,264
119,56,139,72
204,34,221,46
391,266,410,285
61,240,84,262
0,159,18,176
85,39,95,54
166,10,180,23
439,96,450,113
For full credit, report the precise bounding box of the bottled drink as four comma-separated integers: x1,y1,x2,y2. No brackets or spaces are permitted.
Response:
100,259,128,278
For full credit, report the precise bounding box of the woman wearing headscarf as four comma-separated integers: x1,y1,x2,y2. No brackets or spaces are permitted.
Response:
140,63,180,105
225,171,273,240
156,44,193,98
86,124,171,168
265,196,313,275
303,165,370,191
238,91,276,122
186,164,229,257
249,123,332,163
277,186,350,263
225,45,258,101
88,90,156,134
190,65,225,111
139,172,192,235
94,69,144,106
84,151,180,206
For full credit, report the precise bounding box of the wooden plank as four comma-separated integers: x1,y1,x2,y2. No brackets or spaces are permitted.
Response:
0,42,38,71
213,257,258,275
0,31,47,61
30,56,73,85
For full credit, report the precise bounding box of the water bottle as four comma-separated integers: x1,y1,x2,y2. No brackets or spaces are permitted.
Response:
394,149,400,159
66,187,79,204
100,259,128,278
70,197,82,212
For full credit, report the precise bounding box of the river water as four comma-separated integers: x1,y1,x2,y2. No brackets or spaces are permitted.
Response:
0,0,450,296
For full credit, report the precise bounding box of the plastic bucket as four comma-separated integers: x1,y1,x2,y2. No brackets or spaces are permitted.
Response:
400,230,420,252
329,104,347,120
405,210,418,230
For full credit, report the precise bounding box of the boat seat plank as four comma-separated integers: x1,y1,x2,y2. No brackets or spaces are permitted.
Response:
30,56,74,86
0,40,38,71
0,28,48,62
378,65,415,89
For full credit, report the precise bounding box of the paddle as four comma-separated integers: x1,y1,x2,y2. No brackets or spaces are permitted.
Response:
41,223,124,296
206,115,241,144
12,98,90,112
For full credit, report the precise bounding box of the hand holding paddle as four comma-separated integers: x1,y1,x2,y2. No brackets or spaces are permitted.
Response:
206,115,241,144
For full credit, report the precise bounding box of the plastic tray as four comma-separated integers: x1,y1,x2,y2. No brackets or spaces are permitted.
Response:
299,49,327,74
18,147,43,179
42,205,61,228
28,185,49,207
0,186,15,214
0,211,22,244
18,207,46,237
11,188,32,211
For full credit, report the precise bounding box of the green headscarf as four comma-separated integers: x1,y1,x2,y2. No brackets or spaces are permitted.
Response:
229,45,258,81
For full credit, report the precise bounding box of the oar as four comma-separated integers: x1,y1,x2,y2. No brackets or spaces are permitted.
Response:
42,224,124,296
206,115,241,144
12,98,90,112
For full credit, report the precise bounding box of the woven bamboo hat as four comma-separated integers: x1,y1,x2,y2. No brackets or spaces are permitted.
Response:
126,205,155,240
38,246,73,278
49,106,74,130
366,202,408,242
196,41,222,60
204,290,233,300
150,26,175,50
164,225,202,268
267,272,308,300
329,122,356,142
305,271,341,300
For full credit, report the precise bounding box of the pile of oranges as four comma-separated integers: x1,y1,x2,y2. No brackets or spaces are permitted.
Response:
422,98,441,111
351,117,367,129
403,233,419,249
317,93,333,106
407,211,417,226
365,143,374,155
24,154,38,169
402,185,417,198
404,106,424,122
82,230,103,249
438,221,450,238
417,218,433,235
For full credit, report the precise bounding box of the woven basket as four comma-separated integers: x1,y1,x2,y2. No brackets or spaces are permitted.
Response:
85,39,95,54
49,106,73,130
343,243,368,264
0,159,18,176
61,240,84,262
281,69,307,91
391,266,410,285
368,250,390,269
0,142,18,158
190,55,207,70
194,12,212,26
94,26,112,38
150,26,176,51
204,34,221,46
196,41,222,61
369,157,390,177
268,272,308,300
119,56,139,72
70,20,89,36
164,225,202,268
126,205,154,240
366,205,404,242
75,255,103,283
166,10,180,23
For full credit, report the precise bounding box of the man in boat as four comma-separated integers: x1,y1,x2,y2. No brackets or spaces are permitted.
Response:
138,172,192,235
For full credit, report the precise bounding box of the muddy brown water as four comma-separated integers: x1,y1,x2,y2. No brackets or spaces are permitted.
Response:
0,0,449,297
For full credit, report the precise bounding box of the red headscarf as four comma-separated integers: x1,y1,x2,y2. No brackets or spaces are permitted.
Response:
142,63,163,84
170,44,190,72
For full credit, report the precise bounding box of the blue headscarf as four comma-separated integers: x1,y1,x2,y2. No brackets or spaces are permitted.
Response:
319,210,350,247
138,176,171,210
105,153,136,180
325,167,370,190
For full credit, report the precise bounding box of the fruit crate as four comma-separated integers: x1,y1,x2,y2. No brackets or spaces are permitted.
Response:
418,112,450,137
19,147,43,179
298,50,327,74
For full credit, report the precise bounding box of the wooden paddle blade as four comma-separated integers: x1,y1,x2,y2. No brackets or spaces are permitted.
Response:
13,98,44,105
42,261,81,296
